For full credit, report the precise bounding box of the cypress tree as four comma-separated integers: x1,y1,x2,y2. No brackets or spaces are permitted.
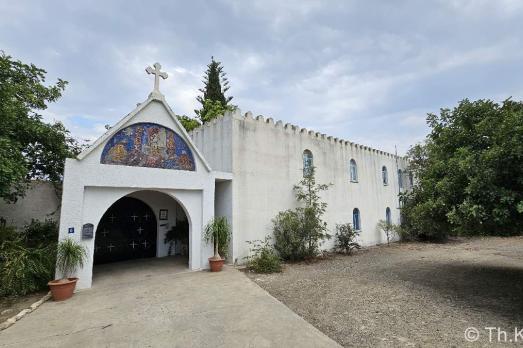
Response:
195,57,234,123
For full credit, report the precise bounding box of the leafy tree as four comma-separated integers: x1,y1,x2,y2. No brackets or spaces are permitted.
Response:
293,167,331,254
176,114,201,132
401,98,523,240
195,57,234,123
0,53,80,202
273,167,331,260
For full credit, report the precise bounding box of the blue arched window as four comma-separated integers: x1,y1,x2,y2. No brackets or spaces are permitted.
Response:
382,166,388,185
303,150,313,177
386,207,392,225
353,208,361,230
398,169,403,189
350,159,358,182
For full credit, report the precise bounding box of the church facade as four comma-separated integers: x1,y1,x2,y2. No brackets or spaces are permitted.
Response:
58,64,409,289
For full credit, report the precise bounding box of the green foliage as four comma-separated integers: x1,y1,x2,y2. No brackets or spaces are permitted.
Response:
195,57,235,123
0,240,56,296
203,216,231,259
401,98,523,240
334,223,361,254
164,220,189,256
0,220,58,296
272,210,304,261
376,220,397,245
0,225,18,244
195,99,236,124
244,236,282,273
20,219,59,248
177,114,201,132
56,238,87,278
0,52,81,202
273,167,331,261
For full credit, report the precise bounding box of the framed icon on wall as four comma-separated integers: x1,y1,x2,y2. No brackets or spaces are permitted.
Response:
159,209,168,220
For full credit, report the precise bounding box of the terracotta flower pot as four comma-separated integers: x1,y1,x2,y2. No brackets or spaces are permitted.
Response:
208,257,225,272
48,278,78,301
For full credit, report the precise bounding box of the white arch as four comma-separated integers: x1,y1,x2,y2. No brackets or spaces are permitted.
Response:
75,187,202,289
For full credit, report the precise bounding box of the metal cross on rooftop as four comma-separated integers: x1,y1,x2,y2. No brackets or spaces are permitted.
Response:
145,62,168,94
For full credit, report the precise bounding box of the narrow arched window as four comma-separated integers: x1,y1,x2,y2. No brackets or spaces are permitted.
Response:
398,169,403,189
382,166,388,185
385,207,392,225
409,172,414,187
349,159,358,182
353,208,361,230
303,150,313,177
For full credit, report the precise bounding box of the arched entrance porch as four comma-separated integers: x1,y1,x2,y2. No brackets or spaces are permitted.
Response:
92,190,191,285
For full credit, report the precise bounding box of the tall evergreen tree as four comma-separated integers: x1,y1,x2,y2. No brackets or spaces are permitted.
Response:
195,57,234,123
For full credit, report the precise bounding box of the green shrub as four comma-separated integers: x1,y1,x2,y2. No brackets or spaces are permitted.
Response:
272,210,306,261
273,167,331,261
245,237,282,273
376,220,398,245
334,223,360,254
394,223,415,242
0,225,18,244
0,239,56,296
0,220,59,296
21,219,58,248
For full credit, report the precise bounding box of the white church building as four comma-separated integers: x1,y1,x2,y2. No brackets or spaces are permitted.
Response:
58,63,409,289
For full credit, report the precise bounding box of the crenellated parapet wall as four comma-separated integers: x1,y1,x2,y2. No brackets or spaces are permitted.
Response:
190,108,407,162
190,107,409,264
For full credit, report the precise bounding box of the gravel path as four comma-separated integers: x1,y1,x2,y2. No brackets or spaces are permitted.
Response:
247,237,523,347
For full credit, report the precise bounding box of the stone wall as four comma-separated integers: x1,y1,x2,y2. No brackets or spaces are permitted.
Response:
0,181,60,229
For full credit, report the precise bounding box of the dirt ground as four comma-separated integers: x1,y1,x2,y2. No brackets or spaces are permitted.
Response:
247,237,523,347
0,291,47,323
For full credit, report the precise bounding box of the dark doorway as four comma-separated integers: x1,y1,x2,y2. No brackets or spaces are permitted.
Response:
94,197,157,264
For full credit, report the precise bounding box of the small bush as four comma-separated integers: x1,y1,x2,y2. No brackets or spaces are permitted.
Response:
334,223,360,254
0,239,56,296
21,219,58,248
245,237,282,273
272,210,306,261
377,220,398,245
0,220,58,296
395,224,416,242
0,225,18,244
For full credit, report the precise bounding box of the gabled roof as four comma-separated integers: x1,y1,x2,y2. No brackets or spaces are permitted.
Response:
76,93,212,172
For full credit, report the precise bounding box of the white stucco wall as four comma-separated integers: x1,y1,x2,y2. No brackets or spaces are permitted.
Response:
58,95,216,289
214,180,233,261
192,110,409,263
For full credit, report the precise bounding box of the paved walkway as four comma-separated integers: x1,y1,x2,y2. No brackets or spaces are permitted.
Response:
0,258,339,347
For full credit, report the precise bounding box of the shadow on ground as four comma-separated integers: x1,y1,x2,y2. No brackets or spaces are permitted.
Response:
391,261,523,323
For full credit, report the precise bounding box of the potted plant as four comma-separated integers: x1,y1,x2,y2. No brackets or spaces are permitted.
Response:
203,216,231,272
48,238,87,301
164,220,189,256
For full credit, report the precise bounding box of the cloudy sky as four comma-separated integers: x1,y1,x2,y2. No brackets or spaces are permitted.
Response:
1,0,522,154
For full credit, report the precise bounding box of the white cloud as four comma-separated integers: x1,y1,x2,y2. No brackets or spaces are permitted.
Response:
1,0,522,155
